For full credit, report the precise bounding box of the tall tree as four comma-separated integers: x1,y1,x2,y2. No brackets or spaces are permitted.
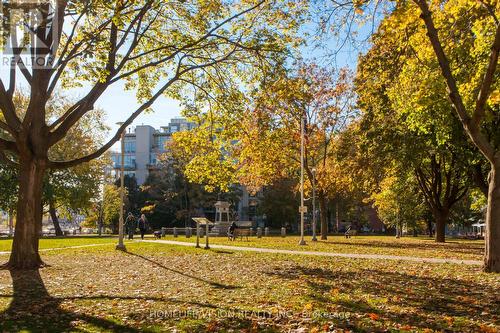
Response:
102,184,123,233
0,95,108,236
363,0,499,270
238,63,356,239
318,0,498,271
410,0,500,272
370,171,427,236
0,0,303,269
353,15,475,243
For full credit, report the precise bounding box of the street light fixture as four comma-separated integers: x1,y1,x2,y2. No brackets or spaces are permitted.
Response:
116,122,126,251
299,115,306,246
311,167,317,242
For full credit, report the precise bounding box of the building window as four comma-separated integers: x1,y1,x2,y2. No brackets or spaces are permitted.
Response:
154,135,170,152
124,139,136,153
112,154,119,165
150,153,157,165
114,154,135,168
124,154,135,168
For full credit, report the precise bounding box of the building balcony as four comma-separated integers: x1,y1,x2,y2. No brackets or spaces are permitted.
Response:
113,162,136,170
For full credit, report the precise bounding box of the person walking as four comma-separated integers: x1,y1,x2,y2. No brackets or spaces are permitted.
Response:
227,221,237,241
125,213,136,240
138,214,148,240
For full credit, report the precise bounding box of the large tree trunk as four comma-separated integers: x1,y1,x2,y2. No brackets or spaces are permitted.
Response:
433,209,449,243
319,192,328,240
6,157,46,269
49,201,63,236
484,162,500,272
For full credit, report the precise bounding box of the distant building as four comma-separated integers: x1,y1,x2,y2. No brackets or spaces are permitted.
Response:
111,117,196,185
110,117,260,222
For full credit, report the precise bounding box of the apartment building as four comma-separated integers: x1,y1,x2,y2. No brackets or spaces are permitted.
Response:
110,117,259,221
111,117,196,185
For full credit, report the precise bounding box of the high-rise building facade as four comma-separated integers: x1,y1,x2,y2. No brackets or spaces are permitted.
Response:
110,117,258,222
111,117,196,185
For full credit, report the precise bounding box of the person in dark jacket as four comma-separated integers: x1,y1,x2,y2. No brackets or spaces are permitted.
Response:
125,213,136,240
227,221,237,241
137,214,148,240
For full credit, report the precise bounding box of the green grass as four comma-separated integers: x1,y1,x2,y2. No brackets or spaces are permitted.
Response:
0,235,119,252
157,234,485,261
0,234,484,261
0,241,497,332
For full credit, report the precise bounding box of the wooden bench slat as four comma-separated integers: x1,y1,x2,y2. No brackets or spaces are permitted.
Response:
228,228,252,241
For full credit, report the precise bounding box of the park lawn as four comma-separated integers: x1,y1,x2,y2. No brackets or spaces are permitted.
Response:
157,235,485,261
0,241,498,333
0,235,119,252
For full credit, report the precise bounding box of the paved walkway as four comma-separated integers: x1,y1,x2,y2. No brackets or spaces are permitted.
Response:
140,239,483,266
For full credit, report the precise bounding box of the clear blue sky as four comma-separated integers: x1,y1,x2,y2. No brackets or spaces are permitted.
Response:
84,81,182,149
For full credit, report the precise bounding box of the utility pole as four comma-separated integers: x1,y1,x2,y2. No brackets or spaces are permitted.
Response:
116,122,126,251
299,115,306,246
311,167,317,241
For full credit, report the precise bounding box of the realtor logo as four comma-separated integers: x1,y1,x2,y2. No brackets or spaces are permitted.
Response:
0,0,60,69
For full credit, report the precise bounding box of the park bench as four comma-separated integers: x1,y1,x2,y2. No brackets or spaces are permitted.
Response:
230,228,252,241
345,228,357,238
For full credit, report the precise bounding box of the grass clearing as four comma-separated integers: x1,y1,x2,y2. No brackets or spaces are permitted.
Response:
0,241,498,332
157,234,485,261
0,235,119,252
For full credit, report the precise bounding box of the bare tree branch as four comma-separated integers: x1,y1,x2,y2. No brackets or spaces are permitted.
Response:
0,81,21,131
48,53,232,169
0,137,18,153
49,0,265,150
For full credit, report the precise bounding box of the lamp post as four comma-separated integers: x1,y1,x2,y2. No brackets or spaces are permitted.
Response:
299,115,306,246
205,222,210,249
311,167,317,241
116,122,126,251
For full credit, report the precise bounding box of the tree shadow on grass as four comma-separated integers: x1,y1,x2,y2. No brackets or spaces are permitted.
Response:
266,265,499,331
0,269,232,332
213,250,234,255
0,269,148,332
123,250,241,290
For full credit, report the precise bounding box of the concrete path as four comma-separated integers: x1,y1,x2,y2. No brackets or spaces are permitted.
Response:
0,242,114,255
140,239,483,266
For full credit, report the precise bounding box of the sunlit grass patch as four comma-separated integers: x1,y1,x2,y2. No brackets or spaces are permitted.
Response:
0,235,118,252
158,234,485,261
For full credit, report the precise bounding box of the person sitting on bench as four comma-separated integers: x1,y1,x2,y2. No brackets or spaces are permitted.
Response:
345,226,352,239
227,222,237,241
